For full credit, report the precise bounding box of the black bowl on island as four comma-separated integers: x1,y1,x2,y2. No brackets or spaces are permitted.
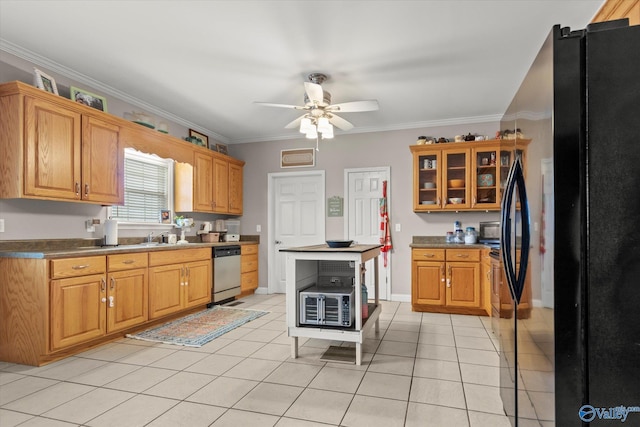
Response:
326,240,354,248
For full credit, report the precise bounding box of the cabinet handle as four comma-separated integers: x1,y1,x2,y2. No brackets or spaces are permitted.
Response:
441,264,445,282
84,183,89,196
101,277,106,292
72,264,90,270
108,295,115,307
180,267,185,286
456,254,469,258
123,259,135,264
185,267,190,286
423,253,435,258
75,182,80,196
437,197,441,207
472,197,476,206
447,265,452,287
110,276,116,290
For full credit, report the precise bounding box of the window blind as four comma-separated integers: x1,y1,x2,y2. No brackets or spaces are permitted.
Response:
112,150,172,223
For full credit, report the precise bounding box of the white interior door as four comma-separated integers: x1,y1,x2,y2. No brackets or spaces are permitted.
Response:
268,171,325,294
345,167,390,300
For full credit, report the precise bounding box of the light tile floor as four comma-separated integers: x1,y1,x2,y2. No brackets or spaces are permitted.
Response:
0,294,517,426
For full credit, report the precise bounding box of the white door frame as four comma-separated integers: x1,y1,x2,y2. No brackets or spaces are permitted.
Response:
344,166,391,300
267,170,326,294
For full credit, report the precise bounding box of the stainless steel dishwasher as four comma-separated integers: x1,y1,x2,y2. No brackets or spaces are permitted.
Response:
212,245,242,304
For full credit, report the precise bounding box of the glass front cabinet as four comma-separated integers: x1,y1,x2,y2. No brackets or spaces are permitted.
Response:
410,139,529,212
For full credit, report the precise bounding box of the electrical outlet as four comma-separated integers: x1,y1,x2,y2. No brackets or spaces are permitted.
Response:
0,219,4,233
395,223,401,232
256,224,261,232
85,219,96,233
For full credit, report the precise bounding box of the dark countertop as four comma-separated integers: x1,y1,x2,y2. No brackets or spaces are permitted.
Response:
410,235,490,250
0,236,260,259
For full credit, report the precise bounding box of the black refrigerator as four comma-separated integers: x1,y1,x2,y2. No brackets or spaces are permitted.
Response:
498,20,640,426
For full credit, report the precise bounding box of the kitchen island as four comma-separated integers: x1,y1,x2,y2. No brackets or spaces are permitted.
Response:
280,243,381,365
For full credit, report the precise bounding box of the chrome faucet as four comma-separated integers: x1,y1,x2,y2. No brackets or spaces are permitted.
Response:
146,232,154,243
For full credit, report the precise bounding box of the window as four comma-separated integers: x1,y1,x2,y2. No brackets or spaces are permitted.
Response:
110,148,174,224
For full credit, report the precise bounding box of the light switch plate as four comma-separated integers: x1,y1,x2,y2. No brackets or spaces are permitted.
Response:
0,219,4,232
395,223,401,232
256,224,262,232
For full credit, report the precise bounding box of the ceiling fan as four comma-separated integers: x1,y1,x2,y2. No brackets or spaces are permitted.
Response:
254,73,379,139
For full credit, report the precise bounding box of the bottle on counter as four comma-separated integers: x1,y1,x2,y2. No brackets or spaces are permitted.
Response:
446,231,454,243
454,221,464,243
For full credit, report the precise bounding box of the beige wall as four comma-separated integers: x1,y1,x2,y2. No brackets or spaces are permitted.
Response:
230,122,501,300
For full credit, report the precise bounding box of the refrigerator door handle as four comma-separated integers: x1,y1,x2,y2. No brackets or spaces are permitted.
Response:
500,157,531,304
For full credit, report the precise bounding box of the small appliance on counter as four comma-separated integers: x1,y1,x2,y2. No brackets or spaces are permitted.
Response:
197,222,220,242
479,221,500,247
223,220,240,242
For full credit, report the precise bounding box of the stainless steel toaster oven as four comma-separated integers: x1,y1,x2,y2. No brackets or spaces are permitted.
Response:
299,284,355,327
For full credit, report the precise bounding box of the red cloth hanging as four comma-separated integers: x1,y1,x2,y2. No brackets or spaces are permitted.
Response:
379,180,392,267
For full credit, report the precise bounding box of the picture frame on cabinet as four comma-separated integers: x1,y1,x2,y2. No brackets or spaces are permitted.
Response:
33,68,59,95
188,129,209,148
216,143,228,155
70,86,107,112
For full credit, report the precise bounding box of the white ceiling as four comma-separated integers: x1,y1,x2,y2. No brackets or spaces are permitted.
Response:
0,0,604,144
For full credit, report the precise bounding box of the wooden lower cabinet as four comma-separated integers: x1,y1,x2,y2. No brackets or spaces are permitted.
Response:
240,244,259,295
50,253,150,351
106,253,148,333
0,247,213,366
50,273,106,351
412,247,487,316
148,248,211,319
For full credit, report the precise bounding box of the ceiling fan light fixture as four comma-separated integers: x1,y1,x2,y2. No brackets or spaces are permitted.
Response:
317,117,331,133
321,125,334,139
299,117,313,133
305,127,318,139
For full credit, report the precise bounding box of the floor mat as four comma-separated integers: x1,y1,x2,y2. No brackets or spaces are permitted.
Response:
126,306,267,347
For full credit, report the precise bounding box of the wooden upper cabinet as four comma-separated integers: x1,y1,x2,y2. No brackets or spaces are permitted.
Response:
191,150,244,215
24,96,82,200
228,161,243,215
82,116,123,204
1,83,123,205
410,139,529,212
212,156,229,213
592,0,640,26
193,151,214,211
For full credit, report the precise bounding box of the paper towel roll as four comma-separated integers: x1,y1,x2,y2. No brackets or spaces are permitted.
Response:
104,219,118,246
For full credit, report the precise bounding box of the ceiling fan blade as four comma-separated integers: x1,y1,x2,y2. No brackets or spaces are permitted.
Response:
284,114,307,129
328,114,354,131
304,82,324,105
253,102,306,110
327,100,379,113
